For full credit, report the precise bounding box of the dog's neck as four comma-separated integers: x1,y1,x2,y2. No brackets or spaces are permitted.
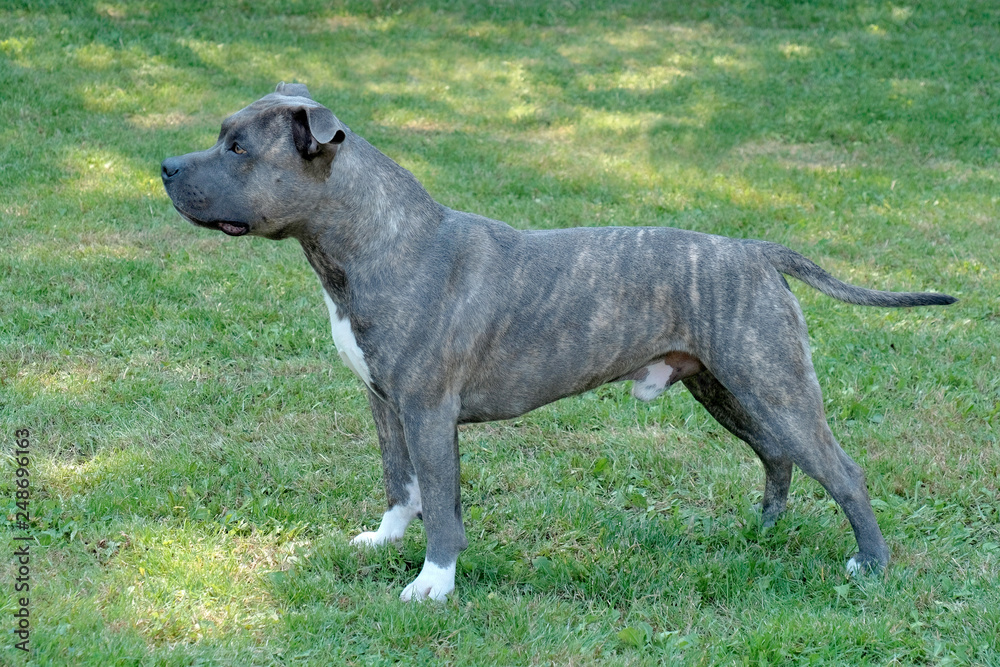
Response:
297,134,443,309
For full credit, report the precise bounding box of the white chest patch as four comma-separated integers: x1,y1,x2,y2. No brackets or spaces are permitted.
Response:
323,290,372,390
631,361,675,402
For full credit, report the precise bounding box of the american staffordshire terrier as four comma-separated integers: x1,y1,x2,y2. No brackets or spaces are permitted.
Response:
161,83,956,601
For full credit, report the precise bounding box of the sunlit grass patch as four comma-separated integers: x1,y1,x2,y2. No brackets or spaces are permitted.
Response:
102,523,302,645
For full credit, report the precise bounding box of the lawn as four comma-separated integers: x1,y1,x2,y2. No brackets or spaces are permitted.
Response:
1,0,998,664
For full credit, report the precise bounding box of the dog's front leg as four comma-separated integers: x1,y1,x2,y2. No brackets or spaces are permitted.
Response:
350,390,421,546
398,396,467,602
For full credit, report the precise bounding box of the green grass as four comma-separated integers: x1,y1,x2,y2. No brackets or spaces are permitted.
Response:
2,0,999,664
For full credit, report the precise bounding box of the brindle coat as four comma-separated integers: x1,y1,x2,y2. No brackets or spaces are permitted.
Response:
162,84,955,601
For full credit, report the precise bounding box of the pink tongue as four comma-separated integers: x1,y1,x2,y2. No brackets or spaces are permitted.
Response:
219,222,247,236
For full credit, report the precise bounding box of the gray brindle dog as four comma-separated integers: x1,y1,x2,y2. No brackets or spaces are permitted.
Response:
162,84,956,601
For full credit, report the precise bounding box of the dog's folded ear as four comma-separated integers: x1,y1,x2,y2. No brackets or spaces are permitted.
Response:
291,105,347,159
272,83,347,159
275,81,313,99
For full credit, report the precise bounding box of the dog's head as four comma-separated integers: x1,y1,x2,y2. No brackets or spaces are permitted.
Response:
161,83,347,240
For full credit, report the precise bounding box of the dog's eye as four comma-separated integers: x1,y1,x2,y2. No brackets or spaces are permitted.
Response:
231,142,247,155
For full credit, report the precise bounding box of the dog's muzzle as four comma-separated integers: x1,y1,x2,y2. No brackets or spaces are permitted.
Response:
161,158,250,237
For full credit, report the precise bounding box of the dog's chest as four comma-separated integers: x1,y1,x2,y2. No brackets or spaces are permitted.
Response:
322,290,373,390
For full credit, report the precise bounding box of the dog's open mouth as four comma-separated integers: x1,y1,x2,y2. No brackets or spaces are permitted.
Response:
217,221,249,236
174,207,250,237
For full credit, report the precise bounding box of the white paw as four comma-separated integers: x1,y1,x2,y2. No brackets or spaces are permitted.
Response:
349,489,421,548
846,556,860,576
350,531,385,547
399,561,456,602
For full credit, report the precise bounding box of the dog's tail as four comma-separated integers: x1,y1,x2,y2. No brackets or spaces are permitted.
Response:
755,241,957,307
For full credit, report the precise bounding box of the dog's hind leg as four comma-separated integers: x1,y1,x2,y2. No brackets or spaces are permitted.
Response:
693,279,889,574
350,390,422,547
803,434,889,575
682,371,793,527
705,364,889,575
753,397,888,575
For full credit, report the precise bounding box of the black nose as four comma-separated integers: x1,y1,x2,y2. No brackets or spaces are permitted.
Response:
161,157,182,181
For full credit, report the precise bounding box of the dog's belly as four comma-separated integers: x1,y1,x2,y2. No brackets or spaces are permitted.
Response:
457,351,703,423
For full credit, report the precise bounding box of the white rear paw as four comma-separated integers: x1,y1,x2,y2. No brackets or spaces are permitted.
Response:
399,561,455,602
